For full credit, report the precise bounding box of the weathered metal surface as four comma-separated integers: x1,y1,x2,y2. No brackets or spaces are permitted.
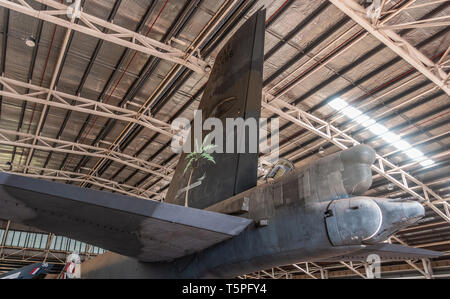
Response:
208,144,377,222
206,196,249,215
325,197,425,246
81,145,432,278
325,197,383,246
0,7,437,278
0,173,251,262
165,9,266,209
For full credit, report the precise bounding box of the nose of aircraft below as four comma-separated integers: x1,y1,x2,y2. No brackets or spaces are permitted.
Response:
363,198,425,244
325,197,425,247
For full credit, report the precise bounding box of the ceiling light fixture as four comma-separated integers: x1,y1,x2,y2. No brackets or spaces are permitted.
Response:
25,36,36,48
318,146,325,155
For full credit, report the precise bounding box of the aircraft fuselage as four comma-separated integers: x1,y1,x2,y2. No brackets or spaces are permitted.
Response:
81,145,424,278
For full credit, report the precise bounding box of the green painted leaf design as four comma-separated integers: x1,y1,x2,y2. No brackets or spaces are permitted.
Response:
186,152,196,160
184,159,193,174
201,153,216,164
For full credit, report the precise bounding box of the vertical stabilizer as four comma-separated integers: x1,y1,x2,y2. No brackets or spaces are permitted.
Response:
165,10,266,209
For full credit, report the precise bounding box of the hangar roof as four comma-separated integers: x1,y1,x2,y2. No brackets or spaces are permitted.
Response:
0,0,448,278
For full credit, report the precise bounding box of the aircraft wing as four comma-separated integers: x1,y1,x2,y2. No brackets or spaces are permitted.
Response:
0,173,252,262
0,262,53,279
320,243,443,262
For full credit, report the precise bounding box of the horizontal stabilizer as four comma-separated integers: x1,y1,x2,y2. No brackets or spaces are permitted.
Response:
321,243,443,262
0,173,252,262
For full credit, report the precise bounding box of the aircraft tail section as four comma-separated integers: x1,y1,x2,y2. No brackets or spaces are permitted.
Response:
165,10,266,209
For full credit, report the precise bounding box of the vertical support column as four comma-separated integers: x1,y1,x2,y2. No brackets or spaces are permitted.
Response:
320,268,328,279
444,202,450,218
85,244,91,260
364,263,370,278
0,220,10,259
422,258,434,279
43,234,54,263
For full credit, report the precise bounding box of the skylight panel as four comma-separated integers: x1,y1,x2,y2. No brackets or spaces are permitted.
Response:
393,140,411,151
382,132,401,143
368,123,388,135
420,159,434,167
405,148,424,160
354,115,374,127
328,98,348,111
328,98,433,169
341,106,362,119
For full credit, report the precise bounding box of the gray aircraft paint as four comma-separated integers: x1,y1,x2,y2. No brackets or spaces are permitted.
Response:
0,10,438,279
0,172,251,262
165,9,265,209
80,145,427,278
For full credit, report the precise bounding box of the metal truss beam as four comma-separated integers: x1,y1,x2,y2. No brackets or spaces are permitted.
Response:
271,267,294,279
0,128,173,180
79,0,240,187
328,0,450,95
0,0,208,74
292,263,319,279
260,4,447,164
381,130,449,161
254,255,444,279
0,164,163,200
339,261,367,279
252,233,445,279
378,0,450,30
389,236,434,279
372,173,450,200
43,233,54,263
272,83,440,165
0,220,10,258
445,201,450,217
262,97,450,223
21,4,76,174
0,76,174,138
0,249,66,264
